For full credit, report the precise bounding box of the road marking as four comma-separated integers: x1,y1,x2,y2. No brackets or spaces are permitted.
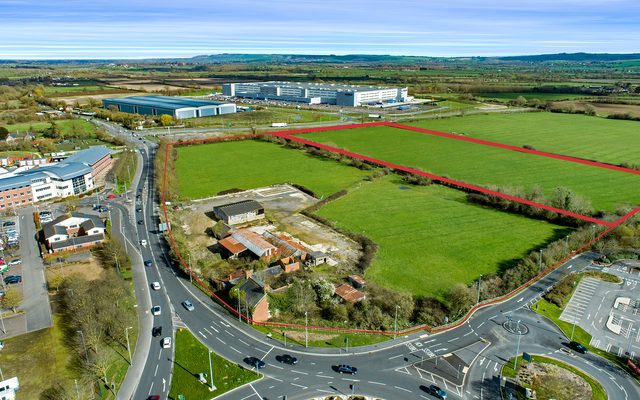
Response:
225,329,235,337
567,264,574,269
268,363,284,370
316,375,332,379
368,381,386,385
342,378,360,382
290,383,307,389
260,346,274,361
516,297,524,303
423,339,436,344
209,325,219,333
447,337,459,342
198,331,207,339
463,331,473,337
148,382,154,395
291,370,309,375
154,364,159,377
239,339,250,346
269,376,283,382
203,327,212,335
216,337,226,345
394,386,412,393
388,354,403,360
477,322,486,329
250,383,262,398
230,346,241,354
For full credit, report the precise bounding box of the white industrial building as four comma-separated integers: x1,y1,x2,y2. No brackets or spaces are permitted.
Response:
222,81,409,107
102,95,237,119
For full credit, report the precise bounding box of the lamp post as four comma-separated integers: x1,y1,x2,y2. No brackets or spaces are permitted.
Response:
125,326,133,364
394,305,400,339
305,311,308,348
208,350,216,391
513,320,522,370
570,308,578,341
538,249,544,273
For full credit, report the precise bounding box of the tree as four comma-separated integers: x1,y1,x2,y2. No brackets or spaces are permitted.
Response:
583,103,597,116
160,114,173,127
445,284,475,319
2,287,23,312
514,96,527,107
0,126,8,141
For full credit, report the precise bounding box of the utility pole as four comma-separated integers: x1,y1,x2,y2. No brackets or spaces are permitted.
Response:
570,308,578,341
538,249,544,272
513,320,522,370
394,304,400,339
208,350,216,391
125,326,133,364
477,275,483,304
345,337,349,353
305,310,309,348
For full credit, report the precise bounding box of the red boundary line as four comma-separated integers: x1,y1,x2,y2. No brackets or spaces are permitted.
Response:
161,127,640,336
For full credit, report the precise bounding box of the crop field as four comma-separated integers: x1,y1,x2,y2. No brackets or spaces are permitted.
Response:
409,113,640,165
316,175,566,298
174,139,370,199
303,125,640,213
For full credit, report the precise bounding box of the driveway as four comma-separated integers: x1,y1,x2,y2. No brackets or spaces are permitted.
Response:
17,207,52,332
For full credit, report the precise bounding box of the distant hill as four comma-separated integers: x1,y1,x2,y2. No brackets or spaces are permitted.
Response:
497,52,640,62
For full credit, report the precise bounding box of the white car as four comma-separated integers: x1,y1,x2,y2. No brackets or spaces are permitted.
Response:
8,259,21,266
140,239,148,247
151,305,161,316
161,337,172,349
151,282,161,290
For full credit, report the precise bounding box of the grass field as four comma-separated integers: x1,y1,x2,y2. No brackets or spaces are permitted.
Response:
169,329,260,400
44,85,111,94
477,92,594,101
315,175,567,298
182,107,340,128
252,324,390,348
4,119,97,136
175,140,370,199
305,125,640,213
410,112,640,165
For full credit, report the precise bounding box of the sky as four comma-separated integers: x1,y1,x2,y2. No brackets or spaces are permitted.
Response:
0,0,639,59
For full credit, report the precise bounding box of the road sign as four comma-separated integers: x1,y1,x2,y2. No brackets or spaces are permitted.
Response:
523,352,532,362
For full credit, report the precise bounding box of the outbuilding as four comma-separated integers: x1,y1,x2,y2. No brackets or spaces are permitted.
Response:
213,200,265,225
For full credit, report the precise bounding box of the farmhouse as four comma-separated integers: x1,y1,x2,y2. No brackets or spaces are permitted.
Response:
335,283,366,303
42,212,106,253
213,200,265,225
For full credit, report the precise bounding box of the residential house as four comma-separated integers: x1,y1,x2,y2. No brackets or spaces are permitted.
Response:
4,132,34,143
335,283,366,303
236,276,271,322
213,200,265,225
42,212,106,253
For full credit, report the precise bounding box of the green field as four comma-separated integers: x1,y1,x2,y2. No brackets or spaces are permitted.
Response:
44,85,111,94
175,140,370,199
183,107,340,128
316,175,566,298
305,125,640,212
4,119,97,136
477,92,594,101
410,112,640,165
169,329,260,400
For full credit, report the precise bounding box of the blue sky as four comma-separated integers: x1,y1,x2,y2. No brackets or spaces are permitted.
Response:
1,0,638,59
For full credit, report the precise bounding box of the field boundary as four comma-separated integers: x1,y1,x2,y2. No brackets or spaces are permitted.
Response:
161,126,640,337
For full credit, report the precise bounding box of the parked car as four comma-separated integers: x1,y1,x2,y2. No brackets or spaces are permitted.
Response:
140,240,147,247
244,357,266,369
136,207,143,213
152,326,162,337
151,306,161,316
144,259,153,267
426,385,447,399
107,194,117,199
2,221,15,227
336,364,357,375
568,341,588,354
4,275,22,285
182,300,195,311
151,282,161,290
8,259,21,266
277,354,298,365
161,337,172,349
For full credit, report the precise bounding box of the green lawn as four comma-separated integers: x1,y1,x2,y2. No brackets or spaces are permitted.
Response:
5,119,97,136
410,112,640,166
502,355,606,400
316,175,567,298
305,125,640,212
252,324,390,348
183,107,339,128
169,329,260,400
175,140,370,199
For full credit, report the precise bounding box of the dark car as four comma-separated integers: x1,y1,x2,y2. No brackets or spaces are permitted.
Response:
152,326,162,337
277,354,298,365
245,357,266,369
336,364,357,375
138,219,144,225
426,384,447,399
144,259,153,267
568,341,588,354
4,275,22,285
147,396,160,400
98,206,109,212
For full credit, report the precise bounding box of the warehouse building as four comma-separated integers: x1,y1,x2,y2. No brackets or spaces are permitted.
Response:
102,95,236,119
222,81,409,106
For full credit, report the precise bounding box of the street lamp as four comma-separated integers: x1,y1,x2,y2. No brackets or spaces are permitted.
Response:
235,287,241,322
305,311,309,348
394,305,400,339
208,350,216,391
125,326,133,364
538,249,544,273
513,320,522,370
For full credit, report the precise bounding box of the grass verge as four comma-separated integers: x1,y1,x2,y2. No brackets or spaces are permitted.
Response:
252,324,390,348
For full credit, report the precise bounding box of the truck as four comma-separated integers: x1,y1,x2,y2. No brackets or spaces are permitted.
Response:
271,122,288,127
368,114,382,119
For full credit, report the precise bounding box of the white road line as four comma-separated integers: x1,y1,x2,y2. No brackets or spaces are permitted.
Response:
463,332,473,337
316,375,332,379
203,327,212,335
447,337,459,342
154,364,159,377
198,330,207,339
225,329,235,337
290,383,307,389
209,325,219,333
477,322,486,329
230,346,241,354
341,378,360,382
291,370,309,375
268,363,284,370
250,383,262,398
239,339,250,346
394,386,412,393
260,346,274,361
368,381,386,385
388,354,403,360
216,337,226,345
270,376,283,382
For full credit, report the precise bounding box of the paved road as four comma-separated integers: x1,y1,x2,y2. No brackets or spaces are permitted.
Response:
97,117,640,400
17,207,52,332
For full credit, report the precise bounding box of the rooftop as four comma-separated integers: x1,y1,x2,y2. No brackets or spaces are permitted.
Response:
218,236,247,255
214,199,264,218
335,283,366,303
232,81,405,93
64,146,112,166
104,95,233,110
50,233,105,250
237,277,267,309
233,229,277,254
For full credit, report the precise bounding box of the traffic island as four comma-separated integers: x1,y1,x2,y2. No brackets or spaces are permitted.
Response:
501,355,606,400
168,328,261,400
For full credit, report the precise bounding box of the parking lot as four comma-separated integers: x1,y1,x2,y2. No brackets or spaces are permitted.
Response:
561,265,640,359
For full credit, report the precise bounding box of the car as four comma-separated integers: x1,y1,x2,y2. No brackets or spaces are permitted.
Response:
140,240,147,247
426,385,447,399
151,305,161,316
568,341,588,354
152,326,162,337
161,337,172,348
4,275,22,285
336,364,357,375
147,396,160,400
2,221,15,227
144,259,153,267
182,300,195,311
138,219,144,225
98,206,109,212
277,354,298,365
136,207,143,213
245,357,266,369
8,259,21,266
106,194,117,199
151,281,161,290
